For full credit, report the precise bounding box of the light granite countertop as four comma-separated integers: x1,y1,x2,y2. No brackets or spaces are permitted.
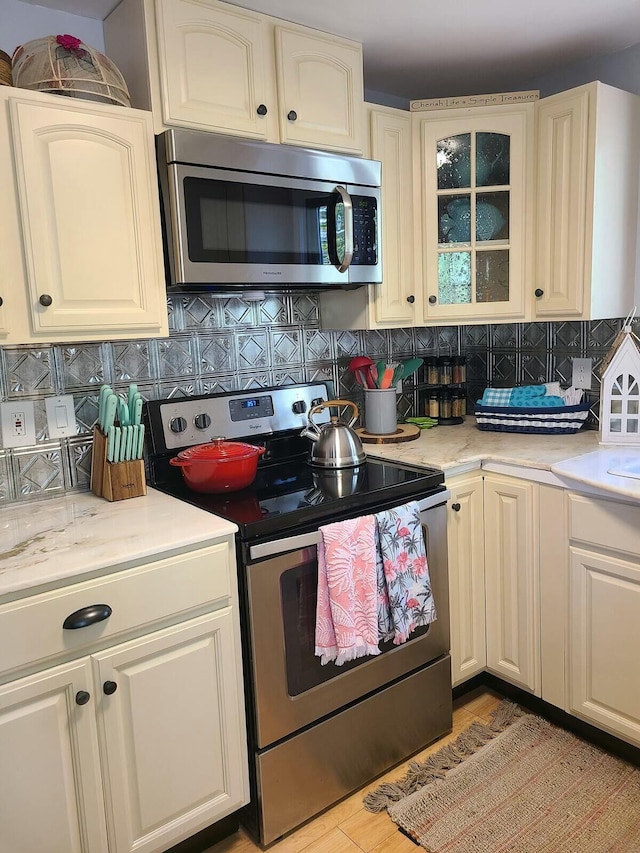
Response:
4,421,640,599
362,419,601,474
0,488,236,599
363,419,640,501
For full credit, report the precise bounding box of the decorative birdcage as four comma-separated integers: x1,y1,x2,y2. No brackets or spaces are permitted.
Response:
11,35,130,108
598,308,640,445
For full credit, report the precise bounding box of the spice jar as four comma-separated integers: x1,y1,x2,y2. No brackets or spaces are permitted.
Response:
439,356,452,385
452,389,465,419
425,356,439,385
452,355,466,384
428,391,440,419
439,389,452,419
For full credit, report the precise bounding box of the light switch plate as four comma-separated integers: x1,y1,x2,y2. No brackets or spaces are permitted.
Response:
572,358,593,390
45,395,77,438
1,400,36,447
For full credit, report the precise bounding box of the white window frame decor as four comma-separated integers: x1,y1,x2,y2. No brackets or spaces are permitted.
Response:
599,309,640,446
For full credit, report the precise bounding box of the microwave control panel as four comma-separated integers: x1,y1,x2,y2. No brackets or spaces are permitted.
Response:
352,196,378,266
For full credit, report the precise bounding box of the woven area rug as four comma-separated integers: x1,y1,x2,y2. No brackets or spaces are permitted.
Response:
363,701,640,852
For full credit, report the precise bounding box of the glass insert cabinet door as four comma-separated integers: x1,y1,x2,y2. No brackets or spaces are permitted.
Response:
418,107,533,321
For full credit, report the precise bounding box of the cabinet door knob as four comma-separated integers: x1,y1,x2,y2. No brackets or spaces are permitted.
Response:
428,295,437,304
103,681,118,696
256,103,268,116
0,297,3,307
451,502,461,512
534,288,544,298
287,110,298,122
406,295,415,304
75,690,91,706
63,604,112,630
39,294,53,307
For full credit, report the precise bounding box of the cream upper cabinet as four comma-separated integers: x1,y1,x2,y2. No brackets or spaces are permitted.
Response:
105,0,365,154
156,0,275,138
534,82,640,320
447,474,486,686
0,88,168,344
319,104,415,330
483,473,540,695
415,104,534,324
273,24,364,153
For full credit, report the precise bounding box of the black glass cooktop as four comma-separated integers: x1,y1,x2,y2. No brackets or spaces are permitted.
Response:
152,455,445,541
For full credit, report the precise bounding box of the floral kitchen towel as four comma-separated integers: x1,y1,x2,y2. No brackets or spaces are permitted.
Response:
375,501,437,644
315,514,381,666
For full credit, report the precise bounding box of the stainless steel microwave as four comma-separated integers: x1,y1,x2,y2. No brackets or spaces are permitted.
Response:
156,129,382,291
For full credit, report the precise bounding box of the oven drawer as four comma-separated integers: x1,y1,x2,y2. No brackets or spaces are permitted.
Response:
255,655,452,845
0,542,232,678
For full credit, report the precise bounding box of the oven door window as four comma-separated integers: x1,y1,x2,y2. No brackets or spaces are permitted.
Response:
183,176,347,267
281,549,429,697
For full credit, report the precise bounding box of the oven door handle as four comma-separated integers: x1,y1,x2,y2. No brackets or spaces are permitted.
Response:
248,489,451,561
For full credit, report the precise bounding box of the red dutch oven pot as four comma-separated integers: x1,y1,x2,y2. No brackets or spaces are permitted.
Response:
169,437,265,493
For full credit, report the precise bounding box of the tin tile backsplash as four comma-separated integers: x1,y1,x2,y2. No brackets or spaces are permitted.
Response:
0,294,629,505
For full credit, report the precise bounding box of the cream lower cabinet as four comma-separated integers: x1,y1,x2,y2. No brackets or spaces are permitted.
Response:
483,473,540,694
320,104,416,330
0,87,167,345
534,82,640,320
0,659,108,853
447,474,486,686
105,0,364,154
0,542,248,853
567,493,640,746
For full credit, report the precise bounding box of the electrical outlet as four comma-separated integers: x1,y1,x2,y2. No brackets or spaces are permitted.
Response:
0,400,36,448
572,357,593,390
45,395,77,438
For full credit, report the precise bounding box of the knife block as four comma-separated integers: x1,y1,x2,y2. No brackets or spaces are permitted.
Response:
90,426,146,501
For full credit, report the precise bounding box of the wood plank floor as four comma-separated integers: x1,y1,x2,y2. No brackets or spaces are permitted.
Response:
204,687,503,853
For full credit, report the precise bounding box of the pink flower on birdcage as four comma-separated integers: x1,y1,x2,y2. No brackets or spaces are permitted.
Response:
55,34,90,67
56,34,82,51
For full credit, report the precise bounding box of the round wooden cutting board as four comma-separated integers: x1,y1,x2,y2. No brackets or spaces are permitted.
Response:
355,423,421,444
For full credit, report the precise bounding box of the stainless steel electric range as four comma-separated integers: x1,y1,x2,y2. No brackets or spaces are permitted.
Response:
145,383,452,847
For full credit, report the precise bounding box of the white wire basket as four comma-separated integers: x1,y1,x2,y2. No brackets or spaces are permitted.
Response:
12,35,130,108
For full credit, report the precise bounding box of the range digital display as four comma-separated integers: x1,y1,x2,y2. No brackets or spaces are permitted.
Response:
229,395,274,421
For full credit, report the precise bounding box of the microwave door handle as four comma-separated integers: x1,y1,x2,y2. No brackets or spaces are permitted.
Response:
332,185,354,273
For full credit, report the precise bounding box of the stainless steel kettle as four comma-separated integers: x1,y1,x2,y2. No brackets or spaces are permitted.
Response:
301,399,366,469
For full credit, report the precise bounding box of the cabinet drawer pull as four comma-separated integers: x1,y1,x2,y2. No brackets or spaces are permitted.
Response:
256,103,268,116
39,293,53,307
451,502,461,512
63,604,112,630
287,110,298,122
103,681,118,695
75,690,91,706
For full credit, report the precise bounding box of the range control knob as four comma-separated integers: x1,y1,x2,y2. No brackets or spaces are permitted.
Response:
194,413,211,430
291,400,307,415
169,416,187,434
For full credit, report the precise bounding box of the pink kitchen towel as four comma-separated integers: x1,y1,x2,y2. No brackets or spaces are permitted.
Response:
375,501,437,645
315,514,380,666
